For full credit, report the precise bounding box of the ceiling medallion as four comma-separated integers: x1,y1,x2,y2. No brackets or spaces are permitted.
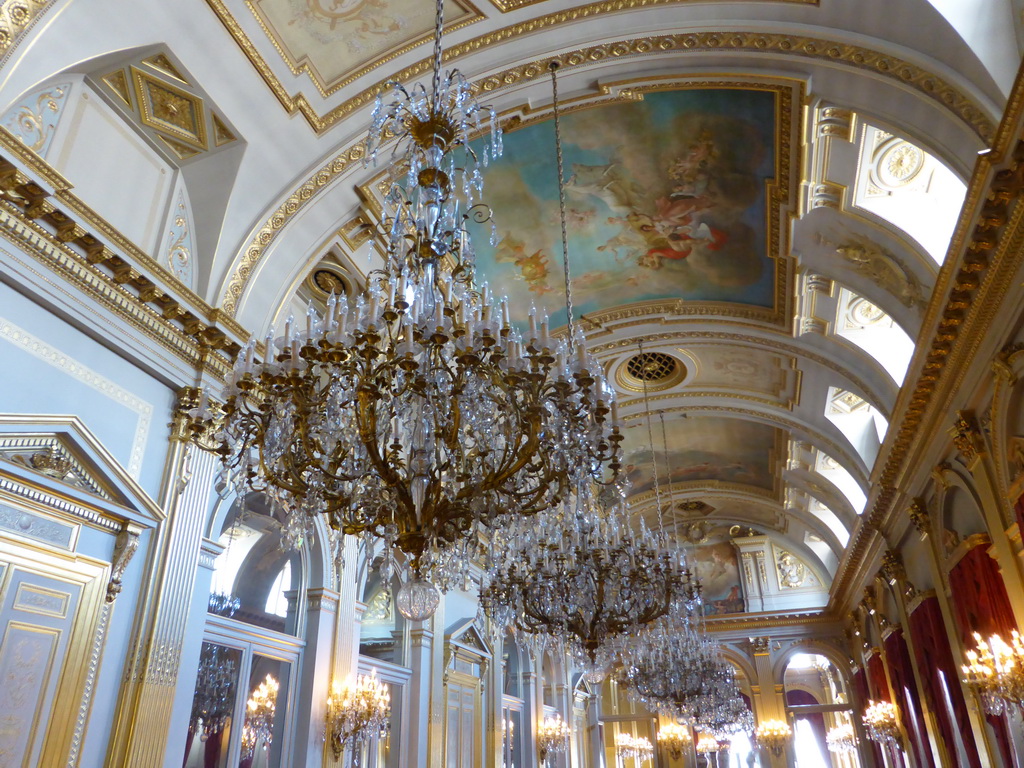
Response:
616,350,685,393
131,66,207,150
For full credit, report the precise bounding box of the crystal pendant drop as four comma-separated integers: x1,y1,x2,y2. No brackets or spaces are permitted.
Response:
395,577,441,621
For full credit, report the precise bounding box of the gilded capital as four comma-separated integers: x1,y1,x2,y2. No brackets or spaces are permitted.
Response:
908,498,930,537
879,550,904,586
951,410,985,463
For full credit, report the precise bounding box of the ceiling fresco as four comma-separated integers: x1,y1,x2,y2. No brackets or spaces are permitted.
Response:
618,414,781,499
246,0,477,93
468,87,781,328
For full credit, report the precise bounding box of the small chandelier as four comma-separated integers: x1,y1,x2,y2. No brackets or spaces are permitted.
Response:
755,720,791,756
695,734,724,755
537,714,571,766
826,722,858,753
241,674,279,758
326,670,391,761
188,644,237,742
656,722,692,760
476,63,690,680
188,0,621,617
616,733,654,764
962,630,1024,715
862,700,900,747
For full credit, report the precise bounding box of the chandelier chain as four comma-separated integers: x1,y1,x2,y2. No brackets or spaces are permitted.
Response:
431,0,445,108
550,62,576,353
638,339,665,536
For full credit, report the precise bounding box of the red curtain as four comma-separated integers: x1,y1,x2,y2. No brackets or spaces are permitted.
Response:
947,543,1017,640
866,652,891,701
855,665,886,768
884,629,935,768
908,596,982,768
947,544,1016,765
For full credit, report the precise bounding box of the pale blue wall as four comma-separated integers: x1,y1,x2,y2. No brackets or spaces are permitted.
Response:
0,281,174,497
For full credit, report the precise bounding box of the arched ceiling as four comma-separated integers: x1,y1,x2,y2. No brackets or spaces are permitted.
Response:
1,0,1020,613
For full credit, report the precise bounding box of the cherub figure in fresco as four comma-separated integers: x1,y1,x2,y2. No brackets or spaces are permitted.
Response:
669,130,718,200
494,234,555,295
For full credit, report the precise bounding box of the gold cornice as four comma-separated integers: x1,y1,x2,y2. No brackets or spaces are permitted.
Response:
704,609,838,633
831,63,1024,613
210,4,991,140
0,138,242,379
0,1,57,69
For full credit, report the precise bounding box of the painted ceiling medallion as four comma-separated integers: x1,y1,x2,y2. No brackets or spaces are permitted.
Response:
131,66,207,150
617,350,686,393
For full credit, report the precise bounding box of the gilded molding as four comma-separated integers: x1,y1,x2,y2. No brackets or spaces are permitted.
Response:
0,476,122,533
223,30,991,314
106,523,141,602
0,129,245,361
0,1,56,68
68,600,112,765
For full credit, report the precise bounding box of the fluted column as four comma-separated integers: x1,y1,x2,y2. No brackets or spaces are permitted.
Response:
107,387,221,768
297,587,339,766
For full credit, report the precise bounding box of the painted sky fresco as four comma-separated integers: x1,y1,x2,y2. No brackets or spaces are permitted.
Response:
619,414,777,495
470,88,778,327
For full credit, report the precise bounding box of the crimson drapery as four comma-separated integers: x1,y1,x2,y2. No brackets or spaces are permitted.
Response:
908,596,982,768
884,629,935,768
866,652,891,702
947,543,1017,640
854,666,886,768
947,543,1016,765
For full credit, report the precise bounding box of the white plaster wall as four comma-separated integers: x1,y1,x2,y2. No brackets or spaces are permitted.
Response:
50,88,173,255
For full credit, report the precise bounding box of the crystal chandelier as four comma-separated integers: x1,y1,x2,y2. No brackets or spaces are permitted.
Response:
962,630,1024,715
862,700,900,747
326,670,392,761
241,673,279,758
755,720,791,756
615,733,654,764
826,722,857,753
537,714,570,766
480,488,696,678
188,0,621,616
188,644,237,742
657,722,692,760
695,733,724,755
476,64,694,677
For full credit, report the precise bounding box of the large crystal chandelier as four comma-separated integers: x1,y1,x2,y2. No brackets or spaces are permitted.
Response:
189,644,237,742
480,487,696,677
962,630,1024,715
326,670,392,761
189,0,621,614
